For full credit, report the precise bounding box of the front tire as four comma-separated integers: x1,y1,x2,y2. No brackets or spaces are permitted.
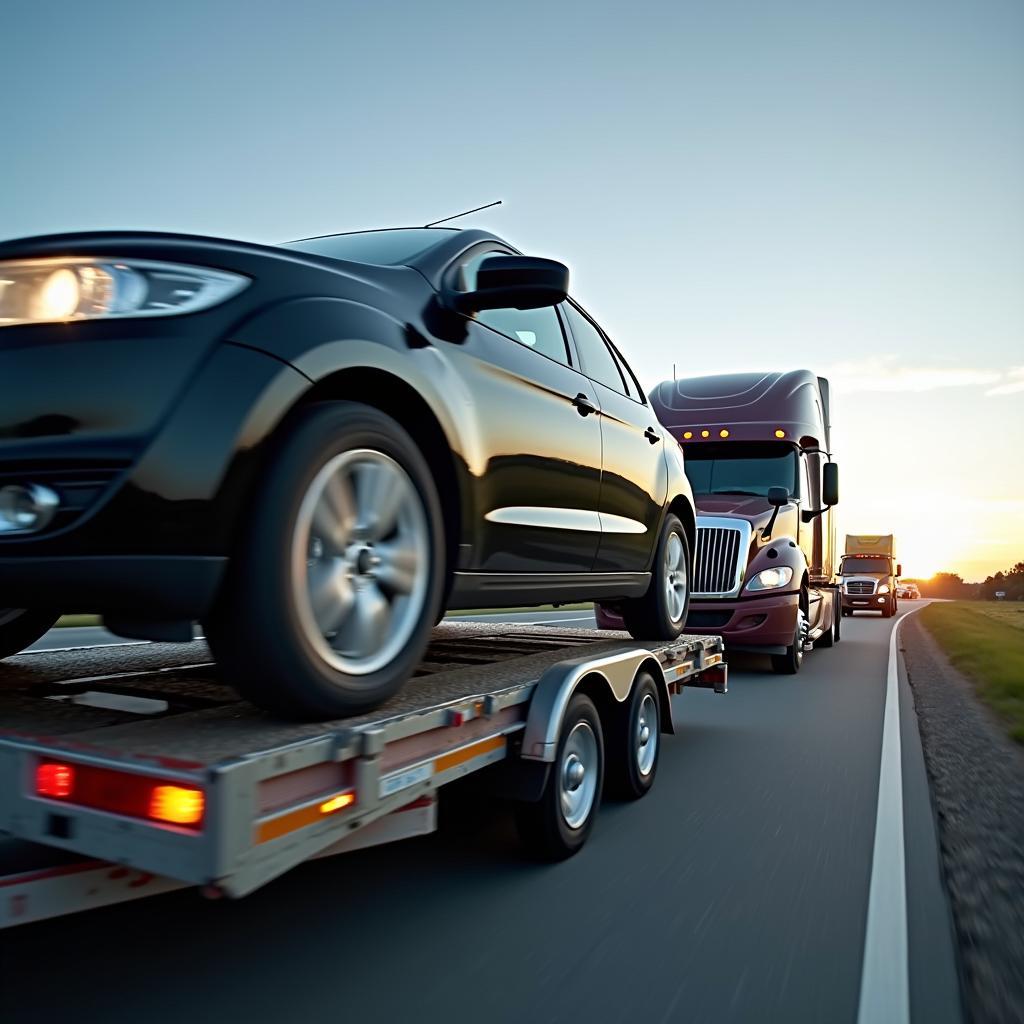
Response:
771,604,807,675
0,609,60,661
205,402,445,720
621,514,690,640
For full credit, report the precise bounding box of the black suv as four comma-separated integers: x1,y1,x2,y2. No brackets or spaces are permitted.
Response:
0,227,695,717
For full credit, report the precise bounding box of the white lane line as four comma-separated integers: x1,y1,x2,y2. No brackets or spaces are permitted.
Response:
856,605,925,1024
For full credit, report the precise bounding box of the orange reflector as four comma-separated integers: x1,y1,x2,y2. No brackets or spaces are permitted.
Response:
37,762,74,799
149,785,205,827
320,791,356,815
719,429,729,438
700,430,710,438
774,428,785,438
682,431,693,440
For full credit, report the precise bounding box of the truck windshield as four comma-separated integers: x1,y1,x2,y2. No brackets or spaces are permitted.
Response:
682,442,799,498
841,557,891,575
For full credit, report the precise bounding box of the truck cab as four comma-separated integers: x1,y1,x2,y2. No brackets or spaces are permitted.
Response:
632,370,841,674
840,535,901,617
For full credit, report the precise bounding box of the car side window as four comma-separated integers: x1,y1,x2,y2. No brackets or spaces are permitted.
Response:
563,302,628,395
458,250,572,367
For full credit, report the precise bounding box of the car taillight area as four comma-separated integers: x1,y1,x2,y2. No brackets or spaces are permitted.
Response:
33,759,205,830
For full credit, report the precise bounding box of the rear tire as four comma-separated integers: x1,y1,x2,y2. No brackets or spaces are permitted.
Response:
515,693,604,860
621,514,690,640
607,672,661,800
0,609,60,661
816,598,838,648
205,402,445,720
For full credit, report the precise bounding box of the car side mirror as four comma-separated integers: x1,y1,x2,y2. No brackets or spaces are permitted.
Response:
822,462,839,507
449,256,569,314
762,487,790,540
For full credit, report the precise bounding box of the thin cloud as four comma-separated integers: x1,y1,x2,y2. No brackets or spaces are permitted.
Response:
824,357,1001,393
986,366,1024,396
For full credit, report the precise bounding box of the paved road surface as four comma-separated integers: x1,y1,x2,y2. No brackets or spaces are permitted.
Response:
5,605,960,1023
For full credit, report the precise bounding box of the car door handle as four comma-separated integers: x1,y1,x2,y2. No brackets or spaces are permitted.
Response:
572,393,598,417
644,426,661,444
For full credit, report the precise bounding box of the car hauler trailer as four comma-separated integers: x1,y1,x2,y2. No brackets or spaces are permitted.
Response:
0,621,725,928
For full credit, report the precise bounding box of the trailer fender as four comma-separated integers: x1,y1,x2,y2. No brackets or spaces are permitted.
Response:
519,650,672,764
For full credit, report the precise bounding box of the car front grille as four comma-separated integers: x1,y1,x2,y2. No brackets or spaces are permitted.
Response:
845,580,875,595
694,526,743,596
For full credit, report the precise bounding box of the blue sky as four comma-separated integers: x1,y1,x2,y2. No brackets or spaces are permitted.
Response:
3,0,1022,577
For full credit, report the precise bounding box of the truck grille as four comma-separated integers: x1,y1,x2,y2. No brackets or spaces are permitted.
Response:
846,580,875,595
694,526,743,596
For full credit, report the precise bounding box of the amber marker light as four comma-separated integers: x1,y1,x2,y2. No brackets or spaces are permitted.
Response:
701,430,710,438
320,791,356,815
719,429,730,438
774,429,785,438
682,431,693,440
149,785,205,827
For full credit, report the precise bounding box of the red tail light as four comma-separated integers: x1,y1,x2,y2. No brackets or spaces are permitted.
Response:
36,762,75,798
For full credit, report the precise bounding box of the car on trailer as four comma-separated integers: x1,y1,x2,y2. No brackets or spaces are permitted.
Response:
0,226,695,718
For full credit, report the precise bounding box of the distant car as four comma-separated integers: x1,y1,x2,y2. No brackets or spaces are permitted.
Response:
896,583,920,599
0,226,695,718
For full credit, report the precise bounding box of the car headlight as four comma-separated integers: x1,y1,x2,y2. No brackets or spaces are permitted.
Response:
746,566,794,591
878,584,890,594
0,258,248,326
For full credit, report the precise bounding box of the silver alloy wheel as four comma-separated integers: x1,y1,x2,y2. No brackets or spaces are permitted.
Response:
291,448,430,677
635,692,659,777
664,531,688,623
559,720,599,830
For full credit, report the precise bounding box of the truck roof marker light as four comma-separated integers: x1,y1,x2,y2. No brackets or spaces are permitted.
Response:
320,791,356,815
682,431,693,439
774,429,785,438
37,762,74,799
701,430,710,438
149,785,205,827
719,429,730,438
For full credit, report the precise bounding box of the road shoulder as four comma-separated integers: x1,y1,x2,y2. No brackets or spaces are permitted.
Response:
901,613,1024,1024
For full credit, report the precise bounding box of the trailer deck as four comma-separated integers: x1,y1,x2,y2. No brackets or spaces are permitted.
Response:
0,622,726,927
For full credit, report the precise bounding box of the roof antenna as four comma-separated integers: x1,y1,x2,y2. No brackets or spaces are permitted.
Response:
673,362,677,380
424,200,502,228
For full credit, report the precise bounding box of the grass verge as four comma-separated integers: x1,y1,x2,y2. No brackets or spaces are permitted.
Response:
55,614,102,628
919,601,1024,744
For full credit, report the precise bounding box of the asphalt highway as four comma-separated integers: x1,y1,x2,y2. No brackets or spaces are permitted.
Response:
4,605,960,1024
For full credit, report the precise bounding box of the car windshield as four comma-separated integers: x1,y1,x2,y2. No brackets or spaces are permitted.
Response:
281,228,453,266
841,557,891,574
681,442,799,498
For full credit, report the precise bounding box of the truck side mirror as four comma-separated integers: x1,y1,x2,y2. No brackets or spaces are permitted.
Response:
762,487,790,540
896,563,903,577
823,462,839,506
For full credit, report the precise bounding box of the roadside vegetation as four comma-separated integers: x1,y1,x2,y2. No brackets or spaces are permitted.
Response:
920,601,1024,743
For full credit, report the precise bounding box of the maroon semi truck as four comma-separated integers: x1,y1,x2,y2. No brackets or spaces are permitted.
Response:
598,370,841,673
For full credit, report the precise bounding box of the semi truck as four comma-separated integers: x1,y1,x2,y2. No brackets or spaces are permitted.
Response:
0,621,725,928
840,535,901,617
598,370,841,675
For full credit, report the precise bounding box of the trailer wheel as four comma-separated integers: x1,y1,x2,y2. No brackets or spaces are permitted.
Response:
607,671,661,799
515,693,604,860
0,609,60,661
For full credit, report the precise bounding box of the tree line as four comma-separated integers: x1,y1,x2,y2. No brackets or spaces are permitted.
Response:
904,562,1024,600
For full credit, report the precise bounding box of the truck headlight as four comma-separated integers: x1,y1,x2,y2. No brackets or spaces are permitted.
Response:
746,566,794,591
878,584,890,594
0,258,248,327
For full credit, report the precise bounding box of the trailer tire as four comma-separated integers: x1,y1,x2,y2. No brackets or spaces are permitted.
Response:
515,693,604,860
607,671,661,800
205,402,445,720
0,609,60,661
620,514,689,640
